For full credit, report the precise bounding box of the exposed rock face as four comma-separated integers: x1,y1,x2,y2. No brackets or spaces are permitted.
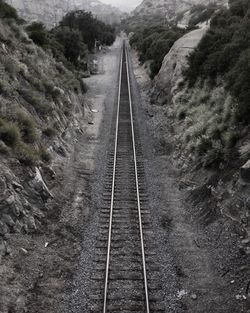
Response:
152,27,208,102
240,160,250,184
6,0,123,27
132,0,227,21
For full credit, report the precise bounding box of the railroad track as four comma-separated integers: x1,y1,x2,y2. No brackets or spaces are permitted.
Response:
90,41,165,313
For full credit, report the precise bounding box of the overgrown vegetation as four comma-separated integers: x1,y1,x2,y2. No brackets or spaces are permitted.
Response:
0,0,18,20
129,25,185,79
188,3,220,27
0,2,116,166
177,0,250,167
26,10,116,68
185,0,250,124
0,114,41,165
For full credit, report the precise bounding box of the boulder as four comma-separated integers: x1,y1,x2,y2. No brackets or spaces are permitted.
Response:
31,167,53,200
152,27,208,103
0,239,7,256
0,177,7,197
0,221,9,236
240,160,250,183
1,214,15,227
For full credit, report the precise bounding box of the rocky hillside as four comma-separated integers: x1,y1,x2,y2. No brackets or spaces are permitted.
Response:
149,0,250,258
132,0,228,22
5,0,123,27
0,6,91,311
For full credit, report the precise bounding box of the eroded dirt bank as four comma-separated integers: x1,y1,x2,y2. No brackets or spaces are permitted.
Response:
130,48,250,313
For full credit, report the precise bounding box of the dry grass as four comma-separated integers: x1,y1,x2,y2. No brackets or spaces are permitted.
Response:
176,82,238,166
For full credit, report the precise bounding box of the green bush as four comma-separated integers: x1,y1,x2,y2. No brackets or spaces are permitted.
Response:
0,0,18,20
59,10,115,50
0,122,21,147
19,88,52,116
189,3,219,26
52,26,87,65
11,110,37,144
185,0,250,124
43,127,56,138
39,146,51,163
130,25,184,79
26,22,49,47
15,143,38,166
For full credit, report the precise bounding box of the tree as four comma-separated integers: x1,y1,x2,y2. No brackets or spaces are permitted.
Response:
26,22,48,47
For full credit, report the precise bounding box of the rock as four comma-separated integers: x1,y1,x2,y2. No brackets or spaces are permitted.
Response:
240,160,250,183
12,181,23,191
11,202,21,217
153,27,208,103
24,215,36,232
0,239,7,256
20,248,28,255
245,197,250,210
15,295,27,313
42,166,56,180
242,239,250,245
0,140,10,155
0,177,7,197
1,214,15,227
190,293,197,300
53,86,64,96
0,221,9,236
6,194,15,205
53,143,67,157
31,167,53,200
14,220,24,233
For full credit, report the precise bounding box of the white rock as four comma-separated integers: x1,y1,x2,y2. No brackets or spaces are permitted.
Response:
32,167,53,199
153,27,208,102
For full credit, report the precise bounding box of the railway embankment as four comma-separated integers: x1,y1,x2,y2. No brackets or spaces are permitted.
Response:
130,18,250,312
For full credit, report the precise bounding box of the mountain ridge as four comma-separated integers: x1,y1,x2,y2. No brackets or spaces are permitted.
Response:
132,0,228,21
5,0,124,27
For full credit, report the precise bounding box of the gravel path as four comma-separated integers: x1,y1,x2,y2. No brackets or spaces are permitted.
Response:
61,37,123,313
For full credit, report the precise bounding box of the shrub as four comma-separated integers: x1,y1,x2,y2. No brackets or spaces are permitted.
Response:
130,25,184,79
59,10,116,50
0,122,21,147
185,0,250,124
43,127,56,138
26,22,49,47
39,146,51,163
11,110,37,144
19,88,52,116
52,26,87,65
0,0,18,20
15,143,38,166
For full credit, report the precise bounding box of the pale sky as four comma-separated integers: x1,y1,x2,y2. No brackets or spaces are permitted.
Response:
101,0,142,10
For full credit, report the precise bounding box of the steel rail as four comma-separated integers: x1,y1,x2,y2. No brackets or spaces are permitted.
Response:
103,41,150,313
103,45,123,313
125,43,150,313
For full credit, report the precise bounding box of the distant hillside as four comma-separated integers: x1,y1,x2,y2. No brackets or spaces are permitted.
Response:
132,0,228,22
5,0,124,27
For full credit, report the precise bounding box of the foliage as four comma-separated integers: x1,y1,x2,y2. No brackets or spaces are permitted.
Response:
26,22,48,47
176,85,238,167
59,10,116,50
130,24,184,79
25,11,115,70
188,3,219,26
15,143,38,166
0,121,20,147
43,127,56,138
185,0,250,124
52,26,87,65
10,110,37,144
0,0,18,20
